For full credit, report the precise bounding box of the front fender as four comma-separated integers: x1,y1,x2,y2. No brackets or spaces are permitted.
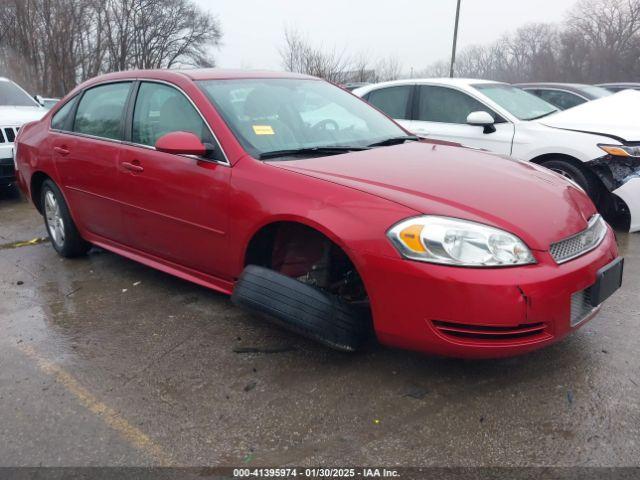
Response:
227,158,417,278
513,124,612,162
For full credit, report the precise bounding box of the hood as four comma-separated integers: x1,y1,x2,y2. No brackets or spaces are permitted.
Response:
0,106,47,126
539,90,640,142
270,142,597,251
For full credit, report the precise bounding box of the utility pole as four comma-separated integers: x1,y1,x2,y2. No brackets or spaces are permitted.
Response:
449,0,462,78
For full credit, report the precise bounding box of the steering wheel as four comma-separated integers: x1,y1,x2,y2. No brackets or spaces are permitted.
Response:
311,119,339,131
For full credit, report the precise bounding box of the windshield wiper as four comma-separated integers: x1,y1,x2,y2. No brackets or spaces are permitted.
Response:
525,110,559,121
258,146,369,160
367,135,420,147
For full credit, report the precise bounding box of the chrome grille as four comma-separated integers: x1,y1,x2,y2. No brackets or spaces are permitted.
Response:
0,126,19,144
570,288,597,327
550,215,607,263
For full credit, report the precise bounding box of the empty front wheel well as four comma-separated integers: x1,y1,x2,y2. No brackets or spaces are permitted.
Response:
530,153,583,168
530,154,602,184
530,153,627,224
531,153,607,195
244,222,369,304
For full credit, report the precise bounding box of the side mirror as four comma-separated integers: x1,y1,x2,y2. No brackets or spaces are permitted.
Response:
34,94,45,107
155,131,207,156
466,111,496,134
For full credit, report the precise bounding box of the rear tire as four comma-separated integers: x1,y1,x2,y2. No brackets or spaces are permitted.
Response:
541,158,603,204
41,179,90,258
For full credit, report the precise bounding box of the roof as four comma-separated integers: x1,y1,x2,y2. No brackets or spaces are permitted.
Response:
80,68,317,84
515,82,588,89
514,82,615,100
595,82,640,87
352,77,506,96
413,77,501,86
65,68,320,99
177,69,316,81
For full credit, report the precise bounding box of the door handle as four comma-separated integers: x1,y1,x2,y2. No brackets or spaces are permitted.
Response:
121,161,144,173
53,146,70,156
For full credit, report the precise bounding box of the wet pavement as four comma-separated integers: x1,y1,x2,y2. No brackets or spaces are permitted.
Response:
1,187,639,467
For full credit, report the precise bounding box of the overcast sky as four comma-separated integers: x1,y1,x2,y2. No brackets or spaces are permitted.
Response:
194,0,579,72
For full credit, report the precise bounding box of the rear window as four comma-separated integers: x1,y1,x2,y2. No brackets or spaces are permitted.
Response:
535,90,585,110
577,85,612,99
51,97,79,131
73,82,132,140
367,86,412,119
417,85,490,124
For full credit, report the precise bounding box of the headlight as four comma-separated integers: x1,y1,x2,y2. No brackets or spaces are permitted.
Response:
598,144,640,158
387,216,536,267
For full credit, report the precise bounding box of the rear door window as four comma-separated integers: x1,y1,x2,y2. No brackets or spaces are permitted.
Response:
417,85,491,124
536,89,585,110
367,86,412,119
51,96,79,131
73,82,132,140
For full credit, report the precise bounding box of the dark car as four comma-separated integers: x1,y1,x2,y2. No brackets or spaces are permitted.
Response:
515,83,611,110
596,83,640,93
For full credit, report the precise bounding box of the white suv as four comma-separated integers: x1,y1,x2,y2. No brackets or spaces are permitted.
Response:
354,78,640,232
0,77,46,187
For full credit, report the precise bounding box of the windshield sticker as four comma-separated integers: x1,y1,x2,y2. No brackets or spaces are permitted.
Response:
253,125,275,135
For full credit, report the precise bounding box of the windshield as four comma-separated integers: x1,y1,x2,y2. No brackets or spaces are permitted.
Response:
474,83,557,121
0,80,39,107
198,78,407,158
577,85,612,99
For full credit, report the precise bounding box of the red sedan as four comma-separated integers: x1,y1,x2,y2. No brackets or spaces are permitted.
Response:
14,69,623,358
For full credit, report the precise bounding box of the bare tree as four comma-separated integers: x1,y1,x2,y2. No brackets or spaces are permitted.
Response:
566,0,640,81
280,28,404,83
350,53,375,82
280,28,352,82
374,56,402,82
103,0,221,70
0,0,222,97
0,0,89,96
420,0,640,83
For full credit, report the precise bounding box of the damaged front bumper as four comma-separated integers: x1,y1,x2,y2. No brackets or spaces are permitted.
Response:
355,228,619,358
587,155,640,232
613,177,640,232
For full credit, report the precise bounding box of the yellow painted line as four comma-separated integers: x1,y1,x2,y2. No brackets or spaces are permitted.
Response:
0,237,49,250
17,344,175,466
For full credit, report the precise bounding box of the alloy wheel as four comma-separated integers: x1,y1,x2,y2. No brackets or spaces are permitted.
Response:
44,190,65,247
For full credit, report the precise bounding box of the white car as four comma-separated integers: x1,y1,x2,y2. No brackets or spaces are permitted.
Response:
354,78,640,232
0,77,47,187
35,96,61,110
